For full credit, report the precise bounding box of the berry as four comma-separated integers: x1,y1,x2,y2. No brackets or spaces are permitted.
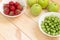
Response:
4,8,10,15
17,5,23,11
9,1,14,5
15,9,21,15
4,8,9,11
4,4,9,9
15,2,20,6
10,6,15,11
9,11,14,16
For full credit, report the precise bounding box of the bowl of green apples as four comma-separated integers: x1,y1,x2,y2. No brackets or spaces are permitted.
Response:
39,12,60,37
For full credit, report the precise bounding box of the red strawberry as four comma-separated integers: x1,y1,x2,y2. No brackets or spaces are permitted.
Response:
9,11,14,16
4,8,9,11
9,1,14,6
17,5,23,11
10,6,15,11
15,2,20,6
4,4,9,9
15,9,21,15
4,8,10,15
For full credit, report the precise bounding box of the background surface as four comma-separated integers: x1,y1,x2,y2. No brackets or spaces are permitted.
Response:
0,0,60,40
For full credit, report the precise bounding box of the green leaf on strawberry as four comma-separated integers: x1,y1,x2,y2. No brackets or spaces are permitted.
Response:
9,11,14,16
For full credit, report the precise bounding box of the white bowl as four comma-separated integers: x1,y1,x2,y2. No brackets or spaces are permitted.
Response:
38,12,60,37
0,0,27,18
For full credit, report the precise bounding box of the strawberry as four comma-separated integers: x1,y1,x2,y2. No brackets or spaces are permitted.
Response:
9,1,14,6
10,6,15,11
9,11,14,16
4,4,9,9
15,2,20,6
4,8,10,15
15,9,21,15
4,8,9,11
17,5,23,11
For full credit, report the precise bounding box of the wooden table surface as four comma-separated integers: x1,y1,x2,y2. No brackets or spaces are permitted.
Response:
0,0,60,40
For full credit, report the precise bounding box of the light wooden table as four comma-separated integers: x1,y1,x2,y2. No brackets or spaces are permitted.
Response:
0,0,60,40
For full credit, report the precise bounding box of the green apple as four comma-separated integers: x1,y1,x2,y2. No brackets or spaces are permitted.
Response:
30,4,42,16
48,3,59,12
27,0,37,7
38,0,49,8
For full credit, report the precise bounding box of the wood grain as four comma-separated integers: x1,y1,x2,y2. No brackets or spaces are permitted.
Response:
0,0,60,40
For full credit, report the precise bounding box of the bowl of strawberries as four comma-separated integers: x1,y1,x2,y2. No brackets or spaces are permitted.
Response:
0,0,26,18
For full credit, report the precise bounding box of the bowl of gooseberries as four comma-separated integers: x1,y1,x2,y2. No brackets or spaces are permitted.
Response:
0,0,26,18
39,12,60,37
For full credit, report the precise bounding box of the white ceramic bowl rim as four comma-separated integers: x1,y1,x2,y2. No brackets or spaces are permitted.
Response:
38,12,60,37
0,0,27,18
